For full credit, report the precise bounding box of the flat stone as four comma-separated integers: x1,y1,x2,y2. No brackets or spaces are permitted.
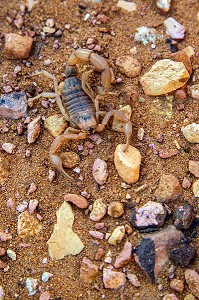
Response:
116,56,141,78
27,116,41,143
44,114,68,137
185,269,199,298
182,123,199,143
90,198,107,221
61,151,80,168
190,84,199,100
2,143,16,154
80,257,99,284
170,278,184,293
174,205,195,229
169,244,196,268
127,273,141,287
112,105,132,133
47,202,84,259
0,92,27,119
140,59,190,96
103,268,126,289
0,154,9,185
164,17,185,39
108,225,125,245
92,158,108,185
155,174,182,203
114,144,141,184
114,241,132,268
107,201,124,218
4,33,33,59
117,0,136,12
157,0,171,12
64,194,89,208
189,160,199,177
192,179,199,197
17,211,42,238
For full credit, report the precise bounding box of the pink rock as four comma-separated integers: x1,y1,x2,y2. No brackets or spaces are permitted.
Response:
127,273,141,287
6,198,15,209
175,89,186,100
48,169,55,182
64,194,89,208
164,17,185,39
14,13,24,29
95,223,105,229
159,149,179,159
92,158,108,185
103,268,126,289
27,116,41,143
80,257,99,284
29,199,39,214
189,160,199,177
0,231,12,242
2,143,16,154
185,269,199,298
97,14,108,23
114,241,132,268
27,182,37,195
182,177,191,189
89,230,104,240
170,278,184,293
39,291,51,300
4,33,33,59
155,174,182,202
95,248,105,260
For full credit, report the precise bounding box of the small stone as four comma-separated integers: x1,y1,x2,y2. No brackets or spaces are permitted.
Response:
27,116,41,144
17,201,28,213
108,225,125,245
170,278,184,293
2,143,16,154
26,278,38,296
175,89,186,100
140,59,190,96
174,205,195,230
114,144,141,184
112,105,132,133
46,18,54,27
0,231,12,242
185,269,199,298
169,244,196,268
43,26,56,34
48,169,55,182
95,248,105,260
39,291,51,300
114,241,132,268
107,202,124,218
192,179,199,197
0,260,6,269
4,33,33,59
154,174,182,203
0,92,27,119
80,257,99,284
0,248,6,257
44,114,68,137
97,14,108,23
135,26,157,45
92,158,108,185
60,151,80,169
27,182,37,195
127,273,141,287
184,295,196,300
162,294,178,300
90,199,107,221
89,230,104,240
157,0,171,12
137,128,144,140
182,123,199,143
182,177,191,189
0,154,9,185
116,56,141,78
7,249,16,260
117,0,136,12
41,272,53,282
29,199,39,214
64,194,89,208
190,85,199,100
17,211,42,238
164,17,185,39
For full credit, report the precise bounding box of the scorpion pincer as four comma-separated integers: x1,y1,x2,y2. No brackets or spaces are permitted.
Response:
31,48,132,180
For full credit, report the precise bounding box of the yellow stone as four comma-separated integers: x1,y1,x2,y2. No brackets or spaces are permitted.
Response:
44,114,68,137
17,211,42,238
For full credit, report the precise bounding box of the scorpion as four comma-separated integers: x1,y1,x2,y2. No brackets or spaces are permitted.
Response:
31,48,132,180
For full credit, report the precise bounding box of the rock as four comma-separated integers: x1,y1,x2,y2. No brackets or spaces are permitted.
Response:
116,56,141,78
108,225,125,245
185,269,199,298
4,33,33,59
92,158,108,185
41,272,53,282
0,154,9,185
114,144,141,184
182,177,191,189
190,85,199,100
80,257,99,284
175,89,186,100
181,123,199,143
95,248,105,260
135,26,157,45
29,199,39,214
127,273,141,287
0,286,5,300
154,174,182,203
0,248,6,257
64,194,89,208
192,179,199,197
104,250,112,264
114,241,132,268
27,116,41,143
162,294,178,300
174,205,195,229
189,160,199,177
159,149,179,159
47,202,84,259
107,202,124,218
2,143,16,154
0,231,12,241
116,0,136,12
170,278,184,293
27,182,37,195
172,50,192,75
169,244,196,268
184,295,196,300
131,201,167,230
39,291,51,300
183,46,195,58
7,249,16,260
89,230,104,240
18,211,42,238
134,225,184,283
60,152,80,168
0,92,27,119
112,105,132,133
44,114,68,137
164,17,185,39
25,278,38,296
103,268,126,289
0,260,6,269
157,0,171,12
90,198,107,221
140,59,190,96
48,169,56,182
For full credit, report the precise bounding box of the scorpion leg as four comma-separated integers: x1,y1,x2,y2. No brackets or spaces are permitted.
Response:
49,132,87,180
96,110,132,151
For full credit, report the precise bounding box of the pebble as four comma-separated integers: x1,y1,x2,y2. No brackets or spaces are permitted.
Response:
162,294,178,300
192,179,199,197
90,198,107,221
2,143,16,154
169,244,196,267
107,202,124,218
174,205,195,229
134,225,184,283
80,257,99,284
175,89,186,101
89,230,104,240
0,286,4,300
114,144,141,184
184,295,196,300
47,202,84,259
64,194,89,208
26,278,38,296
104,250,112,264
39,291,51,300
154,174,182,203
131,201,167,229
0,92,27,119
29,199,39,214
46,18,54,27
4,33,33,59
117,0,136,11
17,201,28,213
44,114,68,137
103,268,126,289
159,149,179,159
108,225,125,245
116,56,141,78
0,260,6,269
164,17,185,39
92,158,108,185
182,177,191,189
114,241,132,268
135,26,157,45
0,154,9,185
157,0,171,12
190,85,199,100
140,59,190,96
182,123,199,143
27,182,37,195
48,169,56,182
41,272,53,282
3,85,12,93
112,105,132,133
27,116,41,144
17,211,42,238
43,26,56,34
61,151,80,169
172,50,192,75
0,231,12,241
95,248,105,260
170,278,184,293
185,269,199,298
127,273,141,287
0,248,6,257
7,249,16,260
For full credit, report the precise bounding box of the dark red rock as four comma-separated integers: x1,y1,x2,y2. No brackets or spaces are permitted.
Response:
0,92,27,119
169,244,196,268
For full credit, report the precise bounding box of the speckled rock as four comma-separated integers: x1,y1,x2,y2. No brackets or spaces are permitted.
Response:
114,144,141,184
189,160,199,177
114,241,132,268
103,268,126,289
174,205,195,230
157,0,171,12
169,244,196,268
0,92,27,119
95,247,105,260
2,143,16,154
190,84,199,100
140,59,190,96
162,294,178,300
164,17,185,39
4,33,33,59
44,114,68,137
127,273,141,287
155,174,182,202
116,56,141,78
107,202,124,218
0,154,9,185
17,211,42,238
25,278,38,296
131,201,167,229
112,105,132,133
47,202,84,259
92,158,108,185
27,116,41,144
61,151,80,168
185,269,199,298
117,0,136,11
90,199,107,222
80,257,99,284
192,179,199,197
64,194,89,208
181,123,199,143
108,225,125,245
170,278,184,293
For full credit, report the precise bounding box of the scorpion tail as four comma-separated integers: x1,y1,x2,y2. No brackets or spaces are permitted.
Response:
49,154,75,181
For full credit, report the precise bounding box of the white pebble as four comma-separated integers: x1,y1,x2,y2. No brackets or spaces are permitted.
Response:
2,143,16,154
42,272,53,282
164,17,185,39
26,278,38,296
7,249,17,260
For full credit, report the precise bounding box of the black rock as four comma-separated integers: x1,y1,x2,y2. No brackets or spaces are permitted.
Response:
169,244,196,267
174,204,195,230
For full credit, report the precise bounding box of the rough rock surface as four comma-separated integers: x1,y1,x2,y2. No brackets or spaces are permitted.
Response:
108,225,125,245
155,174,182,202
117,0,136,11
17,211,42,238
172,50,192,75
107,201,124,218
170,278,184,293
4,33,33,59
185,269,199,298
164,17,185,39
190,84,199,100
114,241,132,268
61,152,80,169
192,179,199,197
116,55,141,78
157,0,171,12
44,114,68,137
92,158,108,185
174,205,195,229
27,116,41,144
181,123,199,143
89,198,107,221
103,268,126,289
80,257,99,284
0,92,27,119
169,244,196,268
0,154,9,185
189,160,199,177
64,194,89,208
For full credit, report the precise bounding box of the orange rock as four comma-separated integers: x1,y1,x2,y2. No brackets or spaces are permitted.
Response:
64,194,89,208
4,33,33,59
171,50,192,75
